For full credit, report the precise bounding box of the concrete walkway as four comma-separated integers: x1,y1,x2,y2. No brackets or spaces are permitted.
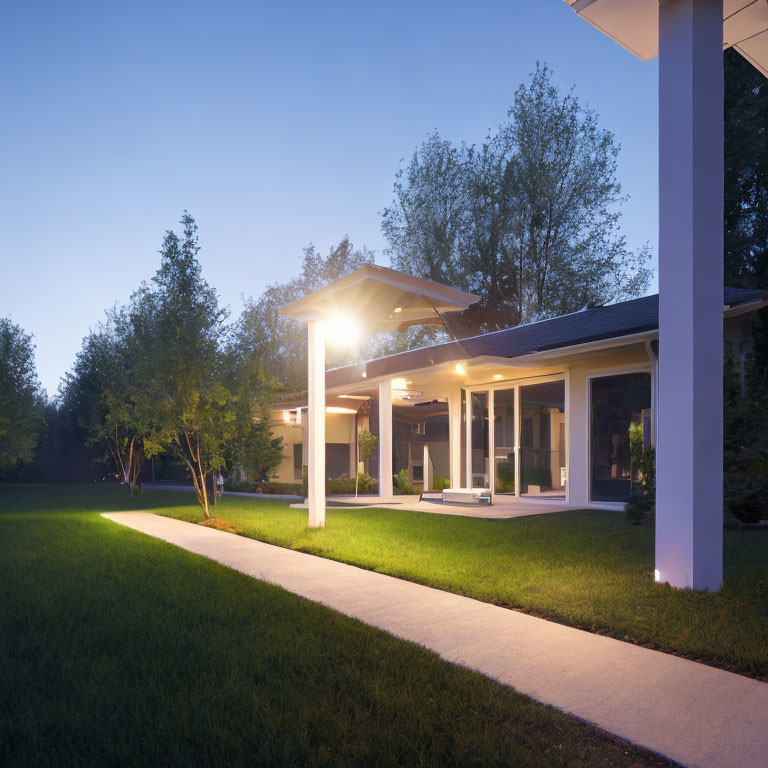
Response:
103,512,768,768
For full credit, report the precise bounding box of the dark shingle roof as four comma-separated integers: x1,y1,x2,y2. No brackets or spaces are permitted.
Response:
325,288,768,389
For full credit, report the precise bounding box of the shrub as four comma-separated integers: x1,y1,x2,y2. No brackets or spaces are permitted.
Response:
261,481,305,496
725,491,764,525
224,479,257,493
393,468,418,495
432,475,451,492
625,493,654,525
327,473,377,495
496,462,515,493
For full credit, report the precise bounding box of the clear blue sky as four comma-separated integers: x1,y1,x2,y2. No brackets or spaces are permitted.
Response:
0,0,659,395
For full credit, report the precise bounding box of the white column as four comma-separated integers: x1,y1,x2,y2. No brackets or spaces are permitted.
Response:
656,0,723,591
307,320,326,528
423,445,432,492
565,367,589,507
448,387,462,488
378,380,393,497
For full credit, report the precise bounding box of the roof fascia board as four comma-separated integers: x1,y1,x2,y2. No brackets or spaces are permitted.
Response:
509,330,658,364
724,298,768,318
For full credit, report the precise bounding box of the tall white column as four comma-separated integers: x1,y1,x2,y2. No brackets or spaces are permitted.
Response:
423,445,432,492
307,320,326,528
378,380,393,497
656,0,723,591
565,367,588,507
448,387,462,488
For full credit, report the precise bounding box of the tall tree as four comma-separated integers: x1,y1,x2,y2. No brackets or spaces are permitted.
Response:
382,63,651,335
0,318,44,472
136,213,234,517
724,48,768,290
60,315,146,494
383,133,468,290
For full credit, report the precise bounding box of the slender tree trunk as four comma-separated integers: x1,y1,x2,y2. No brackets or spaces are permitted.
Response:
183,431,210,519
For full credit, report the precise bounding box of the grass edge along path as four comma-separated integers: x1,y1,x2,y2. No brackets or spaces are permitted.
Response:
0,483,677,768
152,489,768,681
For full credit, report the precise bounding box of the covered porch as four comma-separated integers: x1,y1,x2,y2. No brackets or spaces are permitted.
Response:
271,324,661,515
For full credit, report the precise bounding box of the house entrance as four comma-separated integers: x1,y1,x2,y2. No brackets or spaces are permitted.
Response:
466,377,567,502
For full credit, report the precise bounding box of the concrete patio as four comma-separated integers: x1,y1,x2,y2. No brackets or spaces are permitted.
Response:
291,493,578,519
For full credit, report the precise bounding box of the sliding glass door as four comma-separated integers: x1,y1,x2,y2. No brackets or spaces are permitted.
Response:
493,388,516,494
519,381,566,498
469,392,489,488
466,377,567,500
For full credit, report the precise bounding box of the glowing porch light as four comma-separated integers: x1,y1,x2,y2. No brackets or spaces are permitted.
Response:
326,406,358,415
493,374,503,381
391,378,408,390
393,307,402,313
326,313,360,346
454,363,466,376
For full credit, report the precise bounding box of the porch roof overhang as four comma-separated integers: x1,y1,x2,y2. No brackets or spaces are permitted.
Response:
319,287,768,392
562,0,768,77
277,264,480,332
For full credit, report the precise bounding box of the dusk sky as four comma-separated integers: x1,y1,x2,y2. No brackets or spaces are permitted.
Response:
0,0,659,395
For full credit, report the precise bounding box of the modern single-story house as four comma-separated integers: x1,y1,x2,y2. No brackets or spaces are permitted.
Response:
271,283,768,510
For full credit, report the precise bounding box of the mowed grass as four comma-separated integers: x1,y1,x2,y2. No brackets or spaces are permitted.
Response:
0,484,677,768
156,490,768,680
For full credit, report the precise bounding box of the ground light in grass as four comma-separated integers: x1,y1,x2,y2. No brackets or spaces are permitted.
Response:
0,483,678,768
149,489,768,680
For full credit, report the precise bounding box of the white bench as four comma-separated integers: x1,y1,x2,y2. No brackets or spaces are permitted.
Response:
441,488,491,505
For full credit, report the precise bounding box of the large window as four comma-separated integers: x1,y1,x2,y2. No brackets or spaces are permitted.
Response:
590,372,652,502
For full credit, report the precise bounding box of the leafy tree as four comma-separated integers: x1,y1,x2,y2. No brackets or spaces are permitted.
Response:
383,133,468,291
724,49,768,290
135,213,234,518
221,335,283,485
355,427,378,497
0,318,44,472
721,49,768,524
383,63,651,335
60,315,146,495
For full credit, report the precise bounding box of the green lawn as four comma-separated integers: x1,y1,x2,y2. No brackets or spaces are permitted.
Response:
0,484,676,768
155,490,768,680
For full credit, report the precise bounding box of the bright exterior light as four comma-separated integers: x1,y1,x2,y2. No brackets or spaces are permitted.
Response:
393,306,402,313
493,374,503,381
654,569,661,583
454,363,466,376
361,371,367,378
326,313,360,346
326,406,358,415
391,378,408,390
282,410,291,422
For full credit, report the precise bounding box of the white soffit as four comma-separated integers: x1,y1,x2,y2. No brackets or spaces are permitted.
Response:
563,0,768,77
